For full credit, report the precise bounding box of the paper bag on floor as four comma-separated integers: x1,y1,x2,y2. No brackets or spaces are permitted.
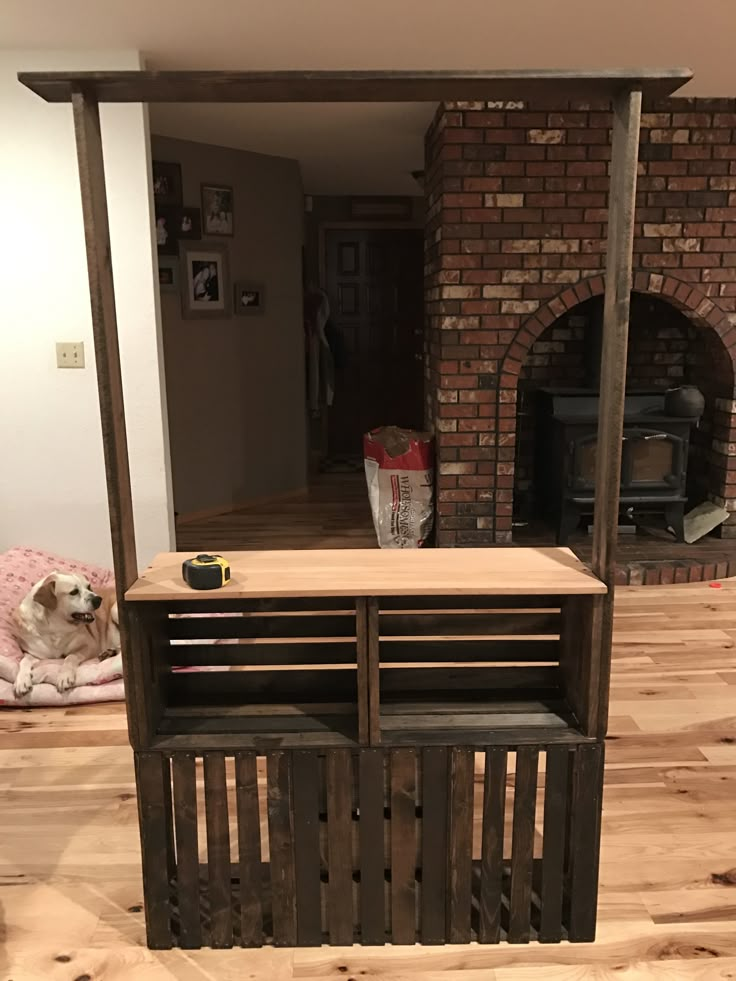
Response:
363,427,434,548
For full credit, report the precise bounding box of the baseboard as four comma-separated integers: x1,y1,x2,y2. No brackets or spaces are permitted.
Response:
175,488,308,525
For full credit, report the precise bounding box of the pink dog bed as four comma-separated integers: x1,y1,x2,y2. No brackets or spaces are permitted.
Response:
0,546,124,706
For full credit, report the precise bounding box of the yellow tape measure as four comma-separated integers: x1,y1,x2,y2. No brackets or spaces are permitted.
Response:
182,554,231,590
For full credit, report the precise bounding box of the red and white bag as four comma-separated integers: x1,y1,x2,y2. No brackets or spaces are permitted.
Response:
363,427,434,548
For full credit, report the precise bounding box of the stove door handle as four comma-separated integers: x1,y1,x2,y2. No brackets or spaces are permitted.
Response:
642,433,668,440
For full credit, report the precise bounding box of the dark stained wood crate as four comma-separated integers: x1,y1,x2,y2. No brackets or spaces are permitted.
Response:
124,549,609,949
132,591,604,751
137,743,604,949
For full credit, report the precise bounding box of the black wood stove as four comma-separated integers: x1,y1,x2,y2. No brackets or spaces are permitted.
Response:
535,389,701,544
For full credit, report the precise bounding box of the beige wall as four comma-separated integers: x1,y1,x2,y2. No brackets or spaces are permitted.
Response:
152,136,306,516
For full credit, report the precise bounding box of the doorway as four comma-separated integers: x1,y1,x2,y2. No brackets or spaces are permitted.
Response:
323,227,424,458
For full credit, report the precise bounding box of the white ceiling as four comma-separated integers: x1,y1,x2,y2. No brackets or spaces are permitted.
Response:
7,0,736,193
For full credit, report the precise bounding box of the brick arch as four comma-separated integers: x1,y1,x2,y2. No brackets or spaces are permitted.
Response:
500,273,734,383
494,273,736,545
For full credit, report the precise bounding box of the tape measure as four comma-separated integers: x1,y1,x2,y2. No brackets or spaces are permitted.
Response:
182,554,231,590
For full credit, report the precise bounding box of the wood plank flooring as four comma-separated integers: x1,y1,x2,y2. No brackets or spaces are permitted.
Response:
1,578,736,977
176,475,377,552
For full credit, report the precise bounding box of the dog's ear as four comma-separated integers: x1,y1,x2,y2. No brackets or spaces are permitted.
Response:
34,575,58,611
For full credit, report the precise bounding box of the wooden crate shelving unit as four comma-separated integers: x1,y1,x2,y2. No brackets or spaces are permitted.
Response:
125,547,606,946
17,65,693,950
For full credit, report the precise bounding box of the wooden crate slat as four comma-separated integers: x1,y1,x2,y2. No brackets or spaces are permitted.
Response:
568,743,605,942
358,749,386,945
171,753,202,948
153,731,360,752
168,614,356,640
508,747,539,943
160,750,176,884
367,598,381,745
380,666,560,695
420,747,449,944
447,747,474,943
292,751,323,946
379,595,564,611
135,753,173,949
356,599,370,745
390,748,417,944
267,750,297,946
479,747,508,944
203,752,233,948
167,668,357,704
379,640,561,663
539,746,570,943
326,749,355,945
161,597,356,614
380,664,559,688
167,641,359,667
381,728,591,749
160,712,358,737
379,611,561,637
235,752,263,947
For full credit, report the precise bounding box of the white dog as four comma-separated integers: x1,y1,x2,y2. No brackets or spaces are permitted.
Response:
12,572,120,697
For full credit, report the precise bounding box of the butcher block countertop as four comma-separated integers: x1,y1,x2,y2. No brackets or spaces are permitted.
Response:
125,547,606,602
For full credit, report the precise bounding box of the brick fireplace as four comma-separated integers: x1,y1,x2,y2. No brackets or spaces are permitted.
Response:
424,97,736,545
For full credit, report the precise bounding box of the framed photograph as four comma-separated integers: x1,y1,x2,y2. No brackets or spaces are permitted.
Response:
202,183,234,236
157,257,178,294
156,206,201,254
152,161,182,207
234,281,265,316
180,242,230,319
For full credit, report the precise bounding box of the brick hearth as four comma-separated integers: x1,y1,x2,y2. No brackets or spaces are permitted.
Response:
424,98,736,546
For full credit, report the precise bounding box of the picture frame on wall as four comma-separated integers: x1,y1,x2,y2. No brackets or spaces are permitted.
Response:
202,183,234,236
157,257,178,294
152,161,183,207
156,206,202,254
180,242,230,319
234,281,265,316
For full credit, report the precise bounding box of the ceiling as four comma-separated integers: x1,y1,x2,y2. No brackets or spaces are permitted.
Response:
7,0,736,193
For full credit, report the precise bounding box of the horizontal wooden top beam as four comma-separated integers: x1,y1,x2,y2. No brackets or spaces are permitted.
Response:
18,68,693,104
125,547,607,601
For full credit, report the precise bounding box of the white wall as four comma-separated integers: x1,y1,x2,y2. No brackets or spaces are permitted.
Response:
0,51,174,571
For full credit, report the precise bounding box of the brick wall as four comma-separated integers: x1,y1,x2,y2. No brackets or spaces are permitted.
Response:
424,98,736,545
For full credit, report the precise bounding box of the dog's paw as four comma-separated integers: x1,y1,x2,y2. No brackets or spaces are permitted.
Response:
13,675,33,698
56,668,77,693
99,648,119,662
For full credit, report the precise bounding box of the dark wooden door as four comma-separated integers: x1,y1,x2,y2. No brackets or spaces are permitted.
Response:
325,228,424,456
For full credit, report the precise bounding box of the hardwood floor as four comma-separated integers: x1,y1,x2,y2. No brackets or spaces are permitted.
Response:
2,579,736,977
176,474,377,551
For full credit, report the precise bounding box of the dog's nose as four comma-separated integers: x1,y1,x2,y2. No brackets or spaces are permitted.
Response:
91,594,102,609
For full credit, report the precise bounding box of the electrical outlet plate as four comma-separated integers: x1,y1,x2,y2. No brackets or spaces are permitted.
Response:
56,342,85,369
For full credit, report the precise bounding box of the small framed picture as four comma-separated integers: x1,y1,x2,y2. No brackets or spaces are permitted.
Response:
155,209,178,254
152,161,182,207
156,206,201,254
180,242,230,319
234,281,265,315
157,257,178,293
202,183,234,236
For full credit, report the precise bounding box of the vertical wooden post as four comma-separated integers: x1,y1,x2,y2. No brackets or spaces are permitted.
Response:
71,87,138,592
72,88,144,749
590,86,642,737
